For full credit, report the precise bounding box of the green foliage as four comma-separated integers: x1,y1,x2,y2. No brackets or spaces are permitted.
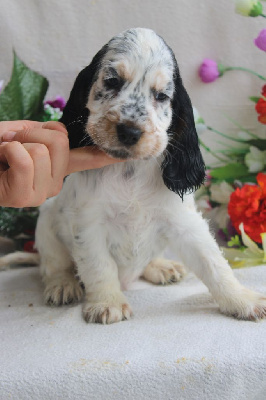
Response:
249,96,260,103
210,163,249,181
0,52,48,121
227,235,244,249
248,139,266,150
0,207,38,238
0,53,49,241
249,2,263,17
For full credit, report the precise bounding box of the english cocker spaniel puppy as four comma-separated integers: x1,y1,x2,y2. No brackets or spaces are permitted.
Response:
19,28,266,323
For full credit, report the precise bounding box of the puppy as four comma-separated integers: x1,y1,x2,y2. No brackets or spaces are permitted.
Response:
14,28,266,323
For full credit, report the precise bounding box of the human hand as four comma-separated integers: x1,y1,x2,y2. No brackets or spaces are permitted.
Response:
0,120,69,207
0,120,123,207
67,146,124,175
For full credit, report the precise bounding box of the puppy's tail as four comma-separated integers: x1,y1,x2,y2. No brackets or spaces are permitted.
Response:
0,252,40,269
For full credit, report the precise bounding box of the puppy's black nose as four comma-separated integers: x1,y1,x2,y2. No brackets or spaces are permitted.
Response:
117,124,142,146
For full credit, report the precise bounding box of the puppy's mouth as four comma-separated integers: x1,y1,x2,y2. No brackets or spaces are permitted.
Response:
87,121,164,160
102,147,131,159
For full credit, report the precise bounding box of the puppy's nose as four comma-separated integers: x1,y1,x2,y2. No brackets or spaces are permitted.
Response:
117,124,142,146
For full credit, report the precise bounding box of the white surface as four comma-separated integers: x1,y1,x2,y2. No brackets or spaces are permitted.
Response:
1,0,266,144
0,265,266,400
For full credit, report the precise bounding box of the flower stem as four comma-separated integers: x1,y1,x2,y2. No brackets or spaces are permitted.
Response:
199,138,228,163
207,126,249,143
224,67,266,81
225,117,261,139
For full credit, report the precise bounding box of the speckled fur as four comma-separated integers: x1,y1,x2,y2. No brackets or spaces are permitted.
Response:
35,28,266,324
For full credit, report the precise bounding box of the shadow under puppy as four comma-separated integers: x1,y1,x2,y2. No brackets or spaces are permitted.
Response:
24,28,266,323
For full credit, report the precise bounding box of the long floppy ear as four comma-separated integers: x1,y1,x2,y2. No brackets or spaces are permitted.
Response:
161,62,205,199
60,44,108,149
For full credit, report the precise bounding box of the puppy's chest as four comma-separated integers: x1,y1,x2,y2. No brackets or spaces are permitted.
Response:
104,200,167,266
62,164,170,262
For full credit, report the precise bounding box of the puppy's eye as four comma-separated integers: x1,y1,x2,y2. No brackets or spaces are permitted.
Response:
104,77,123,90
155,92,169,102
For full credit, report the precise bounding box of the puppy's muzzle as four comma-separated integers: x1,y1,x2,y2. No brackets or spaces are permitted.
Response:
117,124,142,146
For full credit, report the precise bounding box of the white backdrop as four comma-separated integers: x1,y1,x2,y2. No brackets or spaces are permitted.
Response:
1,0,266,145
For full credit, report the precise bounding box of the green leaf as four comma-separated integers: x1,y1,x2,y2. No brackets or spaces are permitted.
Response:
210,163,249,180
0,52,48,121
0,207,38,237
247,139,266,150
249,96,260,103
249,2,263,17
216,147,248,155
227,235,245,249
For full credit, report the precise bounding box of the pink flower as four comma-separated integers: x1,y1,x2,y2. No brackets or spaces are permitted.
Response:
254,29,266,51
198,59,220,83
44,96,66,111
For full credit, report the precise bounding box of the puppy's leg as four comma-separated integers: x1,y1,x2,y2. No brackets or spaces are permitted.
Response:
72,239,132,324
142,258,186,285
169,208,266,320
35,211,83,306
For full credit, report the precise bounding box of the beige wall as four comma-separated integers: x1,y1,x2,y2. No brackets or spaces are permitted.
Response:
1,0,265,145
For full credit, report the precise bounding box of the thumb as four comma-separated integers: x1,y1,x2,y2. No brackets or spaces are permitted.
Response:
42,121,68,136
67,147,124,175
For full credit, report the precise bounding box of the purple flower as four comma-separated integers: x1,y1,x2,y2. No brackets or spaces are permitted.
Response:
217,221,238,245
254,29,266,51
198,59,220,83
44,96,66,111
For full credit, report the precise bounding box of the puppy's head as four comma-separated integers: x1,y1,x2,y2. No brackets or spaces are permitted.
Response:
61,28,205,197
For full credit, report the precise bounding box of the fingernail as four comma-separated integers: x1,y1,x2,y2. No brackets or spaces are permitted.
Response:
0,142,8,145
1,131,16,142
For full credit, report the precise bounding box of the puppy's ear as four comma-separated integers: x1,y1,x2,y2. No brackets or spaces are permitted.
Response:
161,64,205,199
60,44,108,149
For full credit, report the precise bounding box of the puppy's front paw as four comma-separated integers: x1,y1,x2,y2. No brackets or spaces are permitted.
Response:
219,288,266,321
44,273,84,306
143,258,186,285
82,294,132,324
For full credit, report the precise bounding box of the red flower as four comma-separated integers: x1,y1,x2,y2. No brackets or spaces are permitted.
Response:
228,173,266,243
255,90,266,124
23,241,37,253
258,114,266,124
256,98,266,114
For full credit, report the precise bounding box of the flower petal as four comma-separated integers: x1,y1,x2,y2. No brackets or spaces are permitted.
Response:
261,232,266,262
239,223,264,255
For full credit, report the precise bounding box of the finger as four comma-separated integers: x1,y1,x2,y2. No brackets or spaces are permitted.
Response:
66,147,124,175
0,120,44,138
1,127,69,183
23,143,52,200
0,142,34,207
0,120,67,141
41,121,68,136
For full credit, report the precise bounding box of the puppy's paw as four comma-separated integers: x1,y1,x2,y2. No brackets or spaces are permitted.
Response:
219,288,266,321
82,295,132,324
143,258,186,285
44,274,84,306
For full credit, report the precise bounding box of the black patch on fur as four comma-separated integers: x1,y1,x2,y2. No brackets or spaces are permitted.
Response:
121,93,147,120
60,44,109,149
161,50,206,199
94,91,103,101
123,164,135,180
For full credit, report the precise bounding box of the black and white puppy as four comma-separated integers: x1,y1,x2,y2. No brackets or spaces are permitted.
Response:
34,28,265,323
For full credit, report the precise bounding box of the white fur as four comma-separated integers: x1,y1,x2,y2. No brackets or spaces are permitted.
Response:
36,158,266,323
34,28,266,323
